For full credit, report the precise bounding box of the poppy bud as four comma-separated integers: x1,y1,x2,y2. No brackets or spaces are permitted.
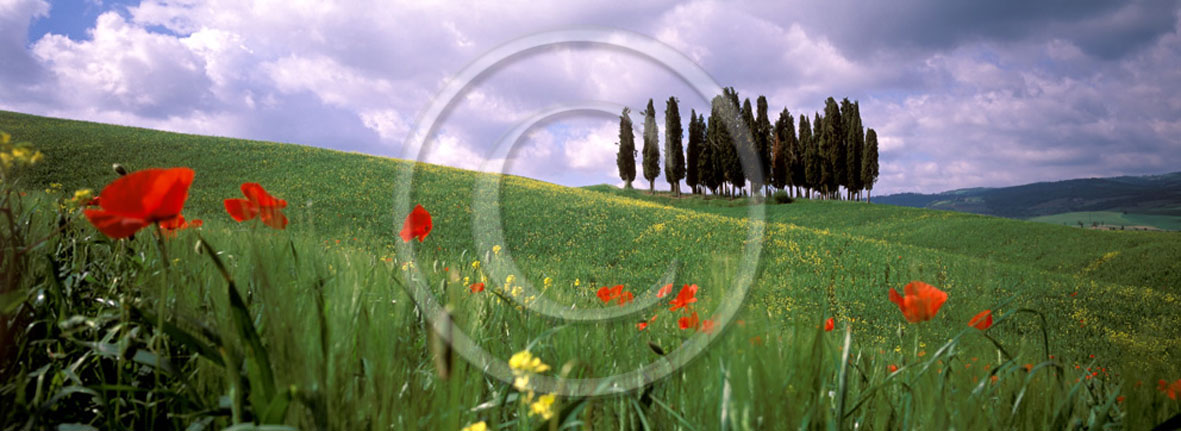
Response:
113,163,128,176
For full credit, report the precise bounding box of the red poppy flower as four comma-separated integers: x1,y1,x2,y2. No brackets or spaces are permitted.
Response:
700,319,716,334
469,282,485,293
1161,378,1181,400
617,291,634,306
159,213,202,237
398,204,431,242
888,364,899,373
678,311,699,330
669,284,698,312
657,283,673,298
968,310,993,330
597,285,623,303
636,322,648,331
824,317,835,332
84,167,195,239
224,182,287,229
888,281,948,323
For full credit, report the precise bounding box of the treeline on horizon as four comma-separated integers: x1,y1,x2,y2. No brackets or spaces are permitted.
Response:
616,87,880,201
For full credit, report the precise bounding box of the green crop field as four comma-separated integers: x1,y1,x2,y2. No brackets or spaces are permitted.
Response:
1029,211,1181,232
3,110,1181,430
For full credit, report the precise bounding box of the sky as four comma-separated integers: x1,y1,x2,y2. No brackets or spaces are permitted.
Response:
1,0,1179,194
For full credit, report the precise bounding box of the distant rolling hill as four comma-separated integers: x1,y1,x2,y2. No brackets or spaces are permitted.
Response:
877,172,1181,230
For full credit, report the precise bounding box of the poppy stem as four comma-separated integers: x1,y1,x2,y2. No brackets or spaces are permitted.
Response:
153,223,171,269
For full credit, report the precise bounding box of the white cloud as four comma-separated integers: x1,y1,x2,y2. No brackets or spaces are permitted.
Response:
564,122,618,170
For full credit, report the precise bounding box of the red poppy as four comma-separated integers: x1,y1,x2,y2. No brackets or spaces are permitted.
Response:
84,167,195,239
469,282,485,293
1161,378,1181,400
888,281,948,323
617,291,634,306
159,213,202,237
636,322,648,331
224,182,287,229
968,310,993,330
678,312,700,330
824,317,835,332
398,204,432,242
597,285,623,303
657,283,673,298
700,319,716,334
888,364,899,373
669,284,698,312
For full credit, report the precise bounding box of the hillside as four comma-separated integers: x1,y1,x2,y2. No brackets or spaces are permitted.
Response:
4,110,1181,428
876,173,1181,230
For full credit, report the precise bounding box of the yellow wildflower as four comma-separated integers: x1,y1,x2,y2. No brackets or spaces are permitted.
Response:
471,260,480,270
460,421,487,431
492,245,501,255
529,393,556,420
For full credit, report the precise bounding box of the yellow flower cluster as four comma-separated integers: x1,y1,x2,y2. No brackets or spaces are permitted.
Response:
507,350,556,420
0,132,45,171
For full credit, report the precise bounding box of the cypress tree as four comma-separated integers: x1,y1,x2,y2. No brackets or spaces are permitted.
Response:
664,97,685,196
617,107,636,189
703,96,722,196
771,120,787,191
800,114,814,198
756,96,772,196
773,108,795,193
814,111,831,198
845,100,864,201
825,98,845,199
686,109,701,195
863,128,880,203
740,98,755,196
642,99,660,192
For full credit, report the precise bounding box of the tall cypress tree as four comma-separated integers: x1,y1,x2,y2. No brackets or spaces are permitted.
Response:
686,109,701,195
863,128,880,203
740,98,755,196
771,115,787,191
704,100,725,195
826,98,845,199
641,99,661,192
800,114,814,198
845,100,864,201
664,97,685,196
773,108,795,194
617,107,636,189
814,111,831,198
756,96,772,196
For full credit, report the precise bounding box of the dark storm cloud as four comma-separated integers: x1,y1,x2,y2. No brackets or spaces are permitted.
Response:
789,0,1178,60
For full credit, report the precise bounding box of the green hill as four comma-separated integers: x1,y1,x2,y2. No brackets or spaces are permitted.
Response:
4,110,1181,429
876,173,1181,230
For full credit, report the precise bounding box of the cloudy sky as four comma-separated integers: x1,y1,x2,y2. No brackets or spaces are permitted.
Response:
2,0,1179,194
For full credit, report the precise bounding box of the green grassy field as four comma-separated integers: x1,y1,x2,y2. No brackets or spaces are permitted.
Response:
1029,210,1181,232
3,110,1181,429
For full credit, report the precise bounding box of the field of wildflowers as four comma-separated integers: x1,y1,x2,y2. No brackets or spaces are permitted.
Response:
2,110,1180,429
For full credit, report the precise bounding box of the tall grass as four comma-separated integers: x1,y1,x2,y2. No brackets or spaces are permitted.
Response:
2,116,1180,428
